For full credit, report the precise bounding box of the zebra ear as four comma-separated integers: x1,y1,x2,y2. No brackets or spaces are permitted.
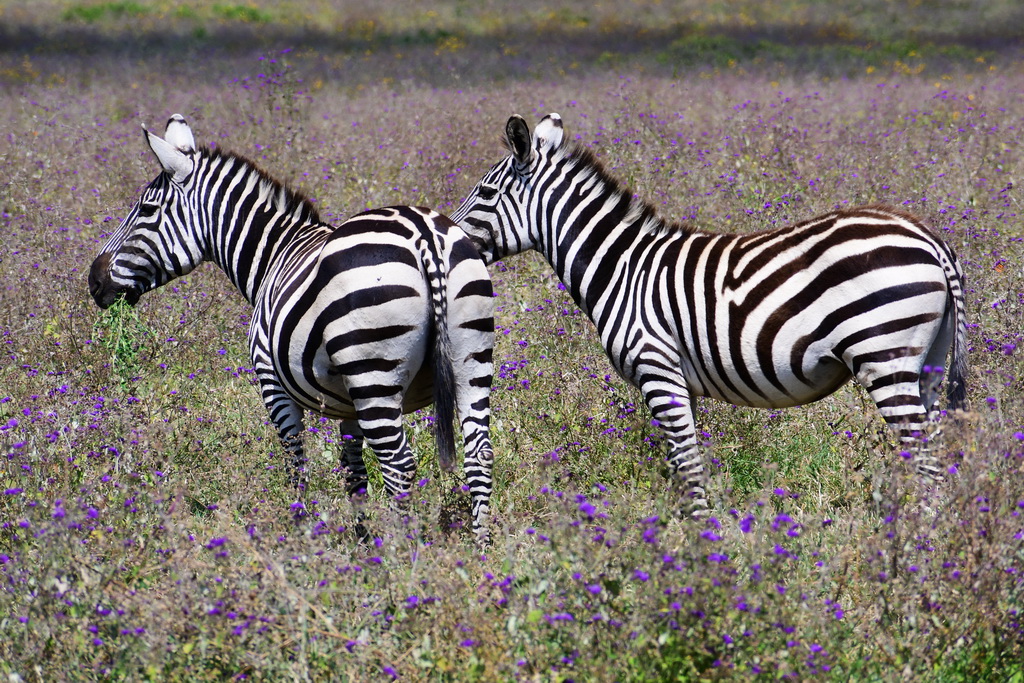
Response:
505,115,532,165
163,114,196,154
143,125,194,183
534,113,564,154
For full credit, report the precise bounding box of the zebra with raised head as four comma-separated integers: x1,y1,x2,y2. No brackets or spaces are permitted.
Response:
89,115,496,540
452,112,967,516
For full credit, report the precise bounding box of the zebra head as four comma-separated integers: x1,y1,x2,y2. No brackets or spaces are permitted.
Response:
89,114,205,309
451,113,564,263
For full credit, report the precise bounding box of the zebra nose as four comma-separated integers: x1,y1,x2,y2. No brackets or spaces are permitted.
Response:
88,253,112,306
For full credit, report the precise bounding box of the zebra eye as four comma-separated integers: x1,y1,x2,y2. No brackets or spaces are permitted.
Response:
138,203,159,218
477,185,498,201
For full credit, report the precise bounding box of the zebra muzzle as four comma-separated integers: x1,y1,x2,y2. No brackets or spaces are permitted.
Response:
88,252,139,309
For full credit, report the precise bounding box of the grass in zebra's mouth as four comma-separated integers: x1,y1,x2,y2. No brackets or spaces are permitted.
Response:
1,0,1024,678
92,296,152,387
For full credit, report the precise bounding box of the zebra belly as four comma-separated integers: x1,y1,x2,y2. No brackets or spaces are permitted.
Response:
690,357,853,409
766,359,853,408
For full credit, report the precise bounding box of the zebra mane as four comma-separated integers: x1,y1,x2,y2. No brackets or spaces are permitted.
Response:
560,141,696,237
201,145,323,226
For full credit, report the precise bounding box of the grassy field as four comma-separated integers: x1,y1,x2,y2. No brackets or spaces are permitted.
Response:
2,0,1023,679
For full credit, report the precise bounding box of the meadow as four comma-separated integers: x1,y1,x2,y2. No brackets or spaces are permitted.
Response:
1,0,1023,679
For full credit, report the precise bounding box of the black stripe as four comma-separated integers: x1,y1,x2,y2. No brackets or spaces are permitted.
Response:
455,279,493,299
866,371,920,391
835,313,942,354
460,318,495,333
324,325,417,357
849,347,923,375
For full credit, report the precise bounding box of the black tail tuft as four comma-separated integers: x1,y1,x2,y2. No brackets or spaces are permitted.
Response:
420,224,458,472
432,318,458,471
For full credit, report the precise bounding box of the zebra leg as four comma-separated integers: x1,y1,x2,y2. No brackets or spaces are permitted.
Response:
640,377,707,517
255,379,307,490
459,391,494,544
445,248,495,543
451,331,494,543
356,405,417,519
338,419,371,541
249,324,308,490
338,419,368,496
856,357,943,481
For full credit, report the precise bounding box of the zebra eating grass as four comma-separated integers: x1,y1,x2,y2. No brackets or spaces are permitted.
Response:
89,115,496,541
452,112,968,517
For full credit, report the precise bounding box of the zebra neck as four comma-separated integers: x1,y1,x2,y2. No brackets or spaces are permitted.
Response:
537,165,663,321
197,155,323,306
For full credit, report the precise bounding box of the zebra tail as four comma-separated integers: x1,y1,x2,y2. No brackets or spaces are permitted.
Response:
945,246,969,412
422,232,459,472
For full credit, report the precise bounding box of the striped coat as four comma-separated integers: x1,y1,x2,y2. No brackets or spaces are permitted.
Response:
90,115,496,539
453,112,967,515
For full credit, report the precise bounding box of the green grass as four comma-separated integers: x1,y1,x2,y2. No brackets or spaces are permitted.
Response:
210,3,272,24
62,1,149,23
92,296,151,386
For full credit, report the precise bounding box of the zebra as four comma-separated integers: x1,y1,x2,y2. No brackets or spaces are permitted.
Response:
89,115,496,540
451,112,967,516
